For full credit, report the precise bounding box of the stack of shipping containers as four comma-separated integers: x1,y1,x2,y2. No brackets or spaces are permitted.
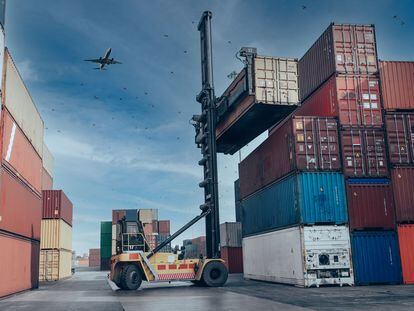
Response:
39,190,73,281
184,236,206,259
100,221,112,270
89,248,100,268
296,23,401,285
220,222,243,273
380,61,414,285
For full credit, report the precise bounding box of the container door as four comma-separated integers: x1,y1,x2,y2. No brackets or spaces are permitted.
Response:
315,118,340,170
364,129,388,177
386,114,411,165
294,117,318,170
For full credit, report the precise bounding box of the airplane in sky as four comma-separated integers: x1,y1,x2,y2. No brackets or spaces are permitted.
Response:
84,48,122,70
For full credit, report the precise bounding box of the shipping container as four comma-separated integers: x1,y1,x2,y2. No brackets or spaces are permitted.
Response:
346,179,396,230
125,209,138,221
242,172,347,236
138,209,158,224
340,128,388,177
156,234,172,252
220,222,242,247
243,225,354,287
296,75,382,127
391,168,414,222
88,248,100,267
234,180,242,223
112,209,126,225
100,258,111,271
100,221,112,260
42,190,73,226
0,29,4,89
0,167,42,240
40,219,72,251
41,168,53,190
0,232,40,298
158,220,170,234
379,61,414,110
39,249,72,281
299,23,378,101
240,116,340,199
221,247,243,274
216,55,299,154
3,49,44,157
351,230,402,285
397,224,414,284
42,143,54,178
1,109,43,193
385,113,414,165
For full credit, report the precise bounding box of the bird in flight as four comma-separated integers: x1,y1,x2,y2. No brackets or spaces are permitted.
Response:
84,48,122,70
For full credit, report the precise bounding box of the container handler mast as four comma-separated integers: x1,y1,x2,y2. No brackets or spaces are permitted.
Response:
109,11,228,290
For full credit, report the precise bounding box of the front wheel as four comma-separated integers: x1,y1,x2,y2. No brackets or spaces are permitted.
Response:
120,264,142,290
202,261,228,287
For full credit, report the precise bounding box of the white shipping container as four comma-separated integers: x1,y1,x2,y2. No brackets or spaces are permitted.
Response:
220,222,242,247
39,249,72,281
138,209,158,224
40,219,72,251
243,225,354,287
42,143,54,177
3,49,44,157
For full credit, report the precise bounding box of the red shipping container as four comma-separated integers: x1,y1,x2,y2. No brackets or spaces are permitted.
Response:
398,224,414,284
158,220,170,234
385,113,414,165
340,128,388,178
1,109,42,194
0,167,42,240
41,168,53,190
296,75,382,127
112,209,126,225
42,190,73,226
380,61,414,110
89,248,101,267
240,116,340,199
346,179,395,230
391,168,414,222
299,23,378,101
221,247,243,274
0,232,40,298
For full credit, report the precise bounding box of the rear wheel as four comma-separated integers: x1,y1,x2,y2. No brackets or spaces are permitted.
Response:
120,264,142,290
202,261,228,287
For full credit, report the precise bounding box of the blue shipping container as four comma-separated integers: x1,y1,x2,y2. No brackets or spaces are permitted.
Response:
241,172,348,236
351,231,402,285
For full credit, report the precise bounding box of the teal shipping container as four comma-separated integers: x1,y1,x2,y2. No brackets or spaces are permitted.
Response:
242,172,347,236
100,221,112,261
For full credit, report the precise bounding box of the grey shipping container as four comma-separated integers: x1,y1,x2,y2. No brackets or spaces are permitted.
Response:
220,222,242,247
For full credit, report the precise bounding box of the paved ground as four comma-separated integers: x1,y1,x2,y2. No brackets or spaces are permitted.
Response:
1,268,414,310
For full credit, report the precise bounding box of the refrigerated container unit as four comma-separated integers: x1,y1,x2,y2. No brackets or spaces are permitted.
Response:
351,230,402,285
221,247,243,274
243,225,354,287
239,116,341,199
216,53,299,154
390,168,414,223
340,127,388,178
385,113,414,166
397,224,414,284
42,190,73,226
39,249,72,281
379,61,414,111
346,178,396,230
299,23,378,102
242,172,348,237
220,222,242,247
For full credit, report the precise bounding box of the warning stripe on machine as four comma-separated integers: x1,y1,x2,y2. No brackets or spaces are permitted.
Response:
157,273,195,280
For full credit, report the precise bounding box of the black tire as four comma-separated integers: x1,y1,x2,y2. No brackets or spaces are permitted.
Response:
202,261,228,287
191,280,205,287
120,264,142,290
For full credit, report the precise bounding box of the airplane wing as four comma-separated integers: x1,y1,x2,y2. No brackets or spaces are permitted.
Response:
84,59,102,63
110,59,122,64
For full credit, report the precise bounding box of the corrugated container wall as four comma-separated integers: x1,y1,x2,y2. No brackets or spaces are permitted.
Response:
158,220,170,234
3,49,44,157
234,179,242,223
0,167,42,240
385,113,414,165
296,75,382,127
39,249,72,281
89,248,100,267
42,143,54,177
379,61,414,110
299,23,378,101
351,231,402,285
112,209,126,224
40,219,72,251
242,172,348,236
239,117,340,199
221,247,243,274
138,209,158,224
346,179,396,230
41,168,53,190
100,221,112,261
243,226,354,287
220,222,242,247
391,168,414,222
42,190,73,226
340,128,388,177
397,224,414,284
0,233,40,298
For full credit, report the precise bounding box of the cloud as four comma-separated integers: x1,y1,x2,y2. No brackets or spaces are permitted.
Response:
16,59,40,82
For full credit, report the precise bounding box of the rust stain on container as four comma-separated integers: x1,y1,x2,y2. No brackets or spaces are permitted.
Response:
385,113,414,165
391,168,414,222
380,61,414,110
398,224,414,284
42,190,73,226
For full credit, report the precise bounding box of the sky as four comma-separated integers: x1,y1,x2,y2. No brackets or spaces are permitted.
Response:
4,0,414,256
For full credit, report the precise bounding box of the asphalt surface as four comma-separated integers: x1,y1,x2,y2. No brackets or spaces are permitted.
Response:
1,267,414,310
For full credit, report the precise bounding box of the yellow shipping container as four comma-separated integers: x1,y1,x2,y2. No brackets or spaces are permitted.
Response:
39,249,72,281
40,219,72,251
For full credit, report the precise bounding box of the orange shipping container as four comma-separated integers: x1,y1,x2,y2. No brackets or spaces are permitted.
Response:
397,224,414,284
1,109,42,194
